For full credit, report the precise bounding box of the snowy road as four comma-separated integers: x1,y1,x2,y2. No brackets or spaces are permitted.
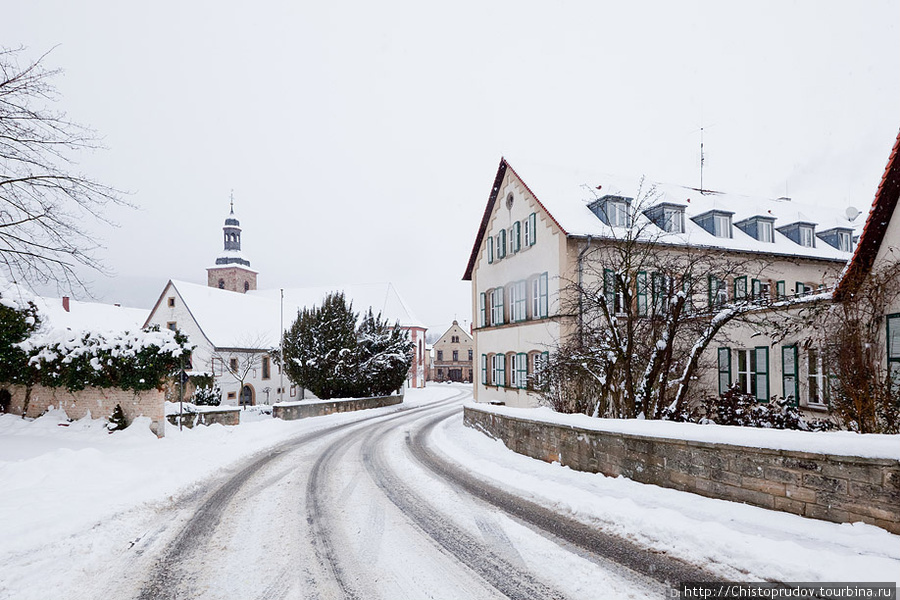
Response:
3,384,896,600
120,388,692,600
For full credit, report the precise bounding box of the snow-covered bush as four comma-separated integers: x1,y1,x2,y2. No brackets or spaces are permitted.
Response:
0,277,41,387
23,325,192,392
281,292,413,399
190,374,221,406
700,387,836,431
107,403,127,433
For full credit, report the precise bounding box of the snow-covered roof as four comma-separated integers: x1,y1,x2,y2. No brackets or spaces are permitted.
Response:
160,280,425,350
507,158,862,261
33,296,148,334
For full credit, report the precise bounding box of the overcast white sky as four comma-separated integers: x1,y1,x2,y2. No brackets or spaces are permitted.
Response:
3,1,899,334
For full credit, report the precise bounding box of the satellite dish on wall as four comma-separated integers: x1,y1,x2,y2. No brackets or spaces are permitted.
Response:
845,206,861,221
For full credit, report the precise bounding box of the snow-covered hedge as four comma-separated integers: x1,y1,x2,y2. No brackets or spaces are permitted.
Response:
1,276,192,392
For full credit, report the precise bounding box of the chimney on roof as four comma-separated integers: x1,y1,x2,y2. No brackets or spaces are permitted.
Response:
62,296,70,312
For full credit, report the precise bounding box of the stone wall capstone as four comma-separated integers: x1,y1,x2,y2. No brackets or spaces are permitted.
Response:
464,406,900,534
274,394,402,420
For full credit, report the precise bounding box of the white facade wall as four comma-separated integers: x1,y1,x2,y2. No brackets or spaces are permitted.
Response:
472,171,567,407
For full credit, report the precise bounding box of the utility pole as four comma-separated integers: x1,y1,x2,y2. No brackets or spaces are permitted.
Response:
279,288,284,405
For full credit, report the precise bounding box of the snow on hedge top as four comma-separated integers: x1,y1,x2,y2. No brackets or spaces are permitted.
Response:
508,159,864,261
467,402,900,460
0,275,36,313
166,280,424,350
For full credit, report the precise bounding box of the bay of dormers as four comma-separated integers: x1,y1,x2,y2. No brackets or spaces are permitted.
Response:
734,216,776,243
588,195,633,227
692,209,734,239
777,221,818,248
643,202,687,234
817,227,854,252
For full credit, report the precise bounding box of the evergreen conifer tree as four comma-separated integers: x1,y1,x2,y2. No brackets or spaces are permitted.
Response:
107,404,127,433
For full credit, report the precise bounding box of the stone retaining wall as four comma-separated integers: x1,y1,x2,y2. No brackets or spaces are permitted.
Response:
464,406,900,534
274,394,402,420
3,384,166,437
166,408,241,428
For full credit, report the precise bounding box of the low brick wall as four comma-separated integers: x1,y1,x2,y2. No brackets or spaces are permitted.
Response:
3,384,166,438
274,394,402,420
166,408,241,428
464,406,900,534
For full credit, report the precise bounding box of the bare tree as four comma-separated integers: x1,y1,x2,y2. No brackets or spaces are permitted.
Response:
822,260,900,433
211,335,273,407
539,181,780,419
0,46,127,291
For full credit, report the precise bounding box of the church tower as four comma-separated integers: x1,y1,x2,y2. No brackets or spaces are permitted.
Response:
206,196,258,293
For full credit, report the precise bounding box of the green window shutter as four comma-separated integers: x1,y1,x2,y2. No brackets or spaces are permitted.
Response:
717,347,731,394
513,221,521,252
481,354,487,385
604,269,615,311
539,272,549,318
755,346,769,402
776,280,785,298
517,353,528,388
487,236,493,264
479,292,486,327
708,275,714,310
498,229,506,258
498,354,506,387
496,286,505,325
636,271,648,316
734,276,747,300
529,213,537,246
782,344,797,405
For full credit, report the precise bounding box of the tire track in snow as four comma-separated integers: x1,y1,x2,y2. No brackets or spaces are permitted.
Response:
360,408,571,600
134,393,463,600
407,409,725,589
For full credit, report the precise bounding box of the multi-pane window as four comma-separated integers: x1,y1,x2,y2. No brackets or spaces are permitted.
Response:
651,272,672,314
758,221,774,243
662,208,685,233
799,225,815,247
607,200,628,227
888,315,900,392
523,213,537,247
437,350,443,361
531,272,549,318
636,272,649,316
510,222,521,254
604,269,625,313
736,347,769,401
807,348,828,405
514,353,528,388
511,280,527,322
796,282,809,296
491,354,506,387
491,287,505,325
452,350,459,362
713,214,732,238
532,351,549,389
496,230,507,259
709,276,728,309
487,236,494,264
838,231,852,252
776,281,786,298
468,349,473,361
752,279,770,300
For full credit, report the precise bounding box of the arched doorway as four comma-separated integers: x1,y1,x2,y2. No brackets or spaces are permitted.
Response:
240,384,255,407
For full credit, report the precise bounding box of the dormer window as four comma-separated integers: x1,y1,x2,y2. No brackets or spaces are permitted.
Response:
692,210,734,239
816,227,854,252
735,216,775,243
799,225,814,248
777,221,817,248
589,195,632,227
644,203,686,233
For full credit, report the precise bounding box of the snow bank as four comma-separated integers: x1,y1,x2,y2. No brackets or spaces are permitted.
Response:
466,402,900,459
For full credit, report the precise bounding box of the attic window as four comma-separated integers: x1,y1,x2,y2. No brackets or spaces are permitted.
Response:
838,231,851,252
799,225,815,248
735,216,775,243
759,221,774,243
662,208,684,233
589,195,632,227
713,214,732,238
167,297,175,307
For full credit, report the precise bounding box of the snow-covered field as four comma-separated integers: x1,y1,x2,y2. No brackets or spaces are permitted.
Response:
1,383,897,600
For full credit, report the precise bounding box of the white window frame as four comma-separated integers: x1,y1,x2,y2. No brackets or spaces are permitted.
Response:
713,214,732,238
758,221,774,243
491,287,505,325
837,230,851,252
512,280,527,322
807,348,828,405
663,208,684,233
799,225,815,248
607,200,627,227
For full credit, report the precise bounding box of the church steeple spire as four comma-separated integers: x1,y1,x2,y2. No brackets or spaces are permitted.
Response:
206,192,258,293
